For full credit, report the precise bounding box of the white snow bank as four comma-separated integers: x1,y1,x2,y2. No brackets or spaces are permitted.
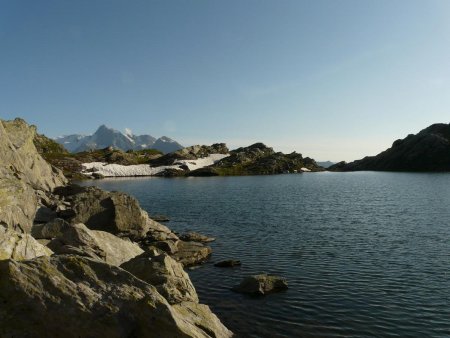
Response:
82,153,229,177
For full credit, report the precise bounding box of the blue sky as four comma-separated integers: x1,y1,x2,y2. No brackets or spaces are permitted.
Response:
1,0,449,161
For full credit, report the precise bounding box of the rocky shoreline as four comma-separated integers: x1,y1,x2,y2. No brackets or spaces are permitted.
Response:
35,132,324,179
0,118,232,337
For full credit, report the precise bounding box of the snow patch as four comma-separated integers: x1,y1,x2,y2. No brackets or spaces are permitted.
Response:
82,153,229,177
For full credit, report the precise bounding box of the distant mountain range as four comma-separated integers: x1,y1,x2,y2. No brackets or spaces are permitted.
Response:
329,123,450,172
54,125,183,154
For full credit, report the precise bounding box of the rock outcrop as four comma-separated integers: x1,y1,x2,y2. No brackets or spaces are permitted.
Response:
0,118,232,337
0,255,232,338
233,274,288,295
121,252,199,304
329,123,450,172
0,118,67,232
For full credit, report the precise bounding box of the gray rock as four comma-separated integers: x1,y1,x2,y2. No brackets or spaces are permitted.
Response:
121,252,199,304
48,223,144,266
0,226,53,260
233,274,288,295
173,241,212,266
0,255,233,338
179,231,215,243
31,218,70,239
214,260,241,268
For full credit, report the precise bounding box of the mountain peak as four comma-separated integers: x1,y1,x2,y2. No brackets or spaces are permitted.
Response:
54,124,183,154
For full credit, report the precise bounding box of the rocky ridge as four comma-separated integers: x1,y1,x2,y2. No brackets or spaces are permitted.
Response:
190,143,323,176
329,123,450,172
0,118,232,337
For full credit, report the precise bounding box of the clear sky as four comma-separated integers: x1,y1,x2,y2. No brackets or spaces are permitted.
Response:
1,0,449,161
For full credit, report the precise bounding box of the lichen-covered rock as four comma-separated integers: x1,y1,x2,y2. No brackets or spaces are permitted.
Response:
121,252,199,304
0,226,53,260
48,223,143,266
0,118,66,232
173,241,212,266
0,255,233,338
232,274,288,295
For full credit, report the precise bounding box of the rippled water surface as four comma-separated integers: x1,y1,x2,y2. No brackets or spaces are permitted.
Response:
82,172,450,337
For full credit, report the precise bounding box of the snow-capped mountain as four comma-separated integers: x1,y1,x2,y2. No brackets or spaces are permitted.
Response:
55,125,183,154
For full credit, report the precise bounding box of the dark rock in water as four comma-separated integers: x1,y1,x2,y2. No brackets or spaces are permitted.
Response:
188,167,220,176
329,123,450,172
214,260,241,267
150,214,170,222
121,251,199,304
173,241,212,266
179,231,216,243
0,255,232,337
92,172,104,179
233,274,288,295
154,168,185,177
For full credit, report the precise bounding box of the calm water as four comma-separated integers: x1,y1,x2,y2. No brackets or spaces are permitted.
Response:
81,172,450,337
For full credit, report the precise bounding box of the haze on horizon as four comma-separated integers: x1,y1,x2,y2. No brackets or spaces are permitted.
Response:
1,0,449,162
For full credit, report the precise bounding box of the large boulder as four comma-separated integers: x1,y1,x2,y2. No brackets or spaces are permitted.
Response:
121,252,199,304
0,255,232,338
0,226,53,260
0,118,67,232
232,274,288,295
63,186,150,238
48,223,144,266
